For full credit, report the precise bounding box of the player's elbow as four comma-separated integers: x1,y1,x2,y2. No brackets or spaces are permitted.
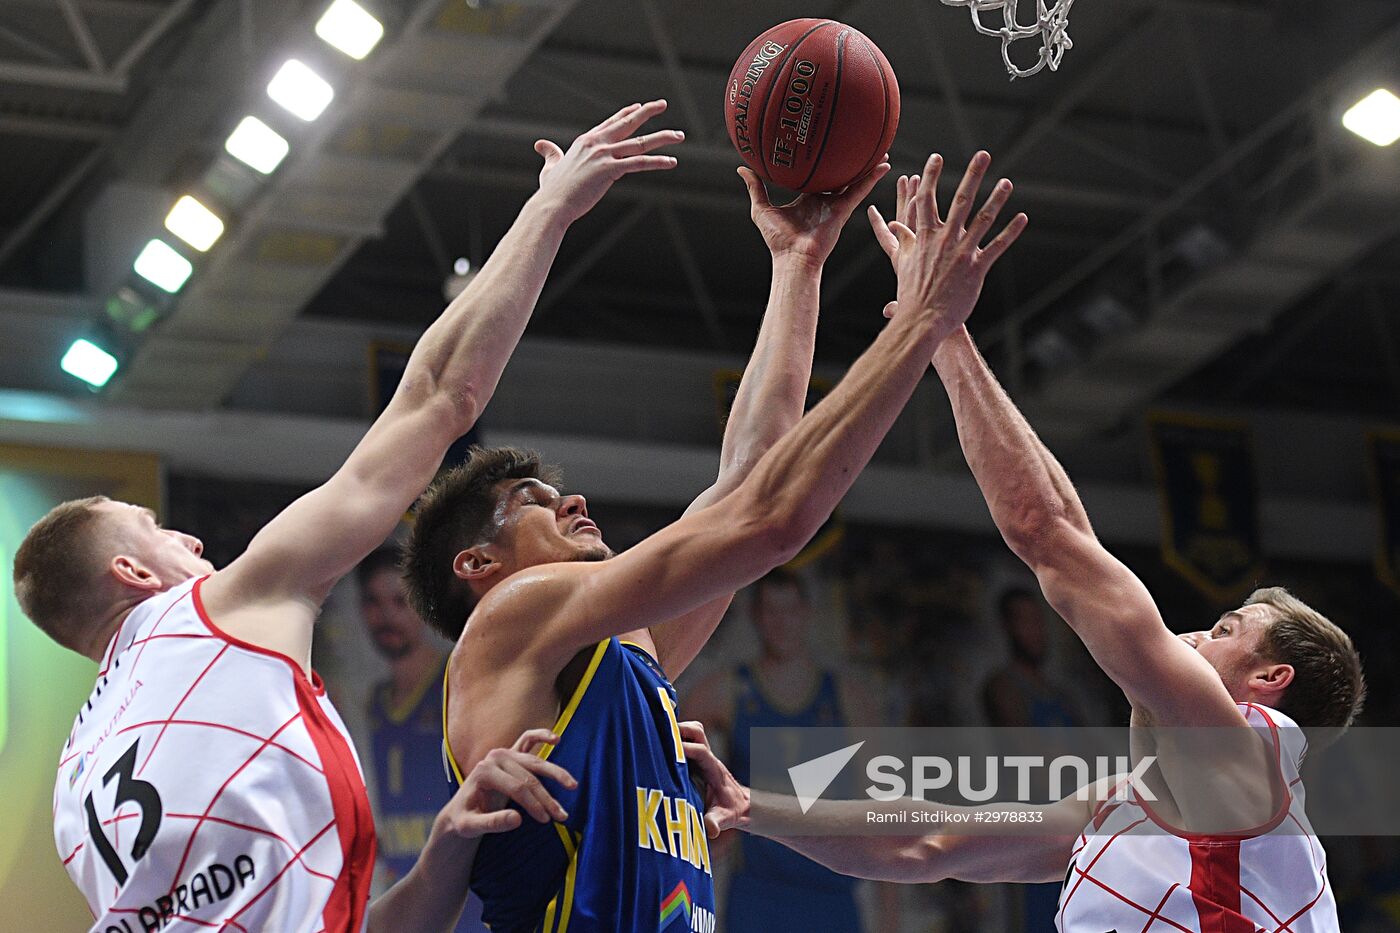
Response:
760,506,823,567
726,497,809,569
411,377,481,438
877,836,950,884
1001,505,1078,570
391,368,479,429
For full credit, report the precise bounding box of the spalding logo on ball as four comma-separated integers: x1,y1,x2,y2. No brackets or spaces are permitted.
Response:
725,19,900,194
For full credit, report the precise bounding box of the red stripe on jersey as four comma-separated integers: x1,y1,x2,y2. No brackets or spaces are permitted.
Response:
1134,708,1291,842
165,812,340,883
224,819,337,925
1143,883,1183,932
165,711,304,889
1058,816,1151,927
136,644,229,775
1072,864,1196,933
118,717,325,773
191,575,327,694
129,589,195,674
296,676,376,933
190,574,375,928
1188,839,1254,932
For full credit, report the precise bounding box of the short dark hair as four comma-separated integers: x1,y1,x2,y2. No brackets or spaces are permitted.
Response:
750,567,807,612
1246,586,1365,735
356,547,401,589
998,586,1037,622
402,446,561,640
13,496,112,651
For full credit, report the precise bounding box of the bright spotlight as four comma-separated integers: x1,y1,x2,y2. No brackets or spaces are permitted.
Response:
61,339,119,388
165,196,225,252
134,239,193,293
1343,89,1400,147
267,59,335,122
225,116,290,174
316,0,384,60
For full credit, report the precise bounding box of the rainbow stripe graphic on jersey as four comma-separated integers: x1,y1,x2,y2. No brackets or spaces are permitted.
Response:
659,881,692,929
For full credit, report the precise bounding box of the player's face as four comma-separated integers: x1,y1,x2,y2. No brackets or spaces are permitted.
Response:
491,478,612,570
1179,603,1273,696
360,568,423,660
99,500,214,586
753,583,808,661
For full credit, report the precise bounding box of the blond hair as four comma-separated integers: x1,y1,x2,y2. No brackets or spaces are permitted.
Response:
1247,586,1365,734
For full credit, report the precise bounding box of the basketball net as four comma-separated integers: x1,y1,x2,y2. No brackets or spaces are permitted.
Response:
940,0,1075,79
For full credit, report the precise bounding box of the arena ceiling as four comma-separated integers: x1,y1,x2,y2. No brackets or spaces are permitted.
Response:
0,0,1398,457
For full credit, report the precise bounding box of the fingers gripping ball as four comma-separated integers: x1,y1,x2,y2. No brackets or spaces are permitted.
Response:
725,19,900,194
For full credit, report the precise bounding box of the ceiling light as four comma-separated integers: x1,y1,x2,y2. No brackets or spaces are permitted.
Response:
61,339,119,389
1343,89,1400,147
164,196,225,252
225,116,290,174
133,239,193,293
443,257,478,301
316,0,384,60
1078,295,1136,336
267,59,334,122
1026,329,1079,373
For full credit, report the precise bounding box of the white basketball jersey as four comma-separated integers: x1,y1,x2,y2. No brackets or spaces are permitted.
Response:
52,576,377,933
1057,704,1337,933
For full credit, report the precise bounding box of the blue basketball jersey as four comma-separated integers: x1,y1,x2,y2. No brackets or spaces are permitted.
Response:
729,663,860,932
369,664,450,880
369,660,488,932
445,638,716,933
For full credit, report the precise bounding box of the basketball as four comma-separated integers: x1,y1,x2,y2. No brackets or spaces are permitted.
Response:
724,18,900,194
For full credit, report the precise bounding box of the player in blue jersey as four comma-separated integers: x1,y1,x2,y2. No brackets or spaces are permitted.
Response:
400,151,1027,931
358,548,490,932
685,569,898,932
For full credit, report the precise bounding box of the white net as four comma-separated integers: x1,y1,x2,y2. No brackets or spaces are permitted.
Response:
939,0,1077,79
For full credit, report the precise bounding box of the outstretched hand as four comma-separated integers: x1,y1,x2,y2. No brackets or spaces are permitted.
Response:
871,153,1027,328
868,172,922,273
437,729,577,839
534,100,685,226
680,721,749,838
739,161,892,266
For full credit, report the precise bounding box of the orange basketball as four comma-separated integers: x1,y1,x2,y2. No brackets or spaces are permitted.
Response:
724,18,900,193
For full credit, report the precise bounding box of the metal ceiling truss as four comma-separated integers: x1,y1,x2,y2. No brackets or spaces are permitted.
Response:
0,0,195,93
104,0,581,409
968,14,1400,447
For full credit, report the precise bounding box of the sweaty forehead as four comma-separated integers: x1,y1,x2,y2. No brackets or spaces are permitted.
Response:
496,477,557,499
1232,603,1276,632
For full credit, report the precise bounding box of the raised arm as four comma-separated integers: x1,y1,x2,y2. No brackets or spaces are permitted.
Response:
207,102,683,620
931,335,1249,728
484,153,1026,671
869,175,1245,730
651,162,891,676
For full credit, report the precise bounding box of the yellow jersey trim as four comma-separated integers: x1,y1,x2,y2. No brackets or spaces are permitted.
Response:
540,639,609,761
542,824,581,932
443,638,609,780
442,662,465,785
379,653,447,725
